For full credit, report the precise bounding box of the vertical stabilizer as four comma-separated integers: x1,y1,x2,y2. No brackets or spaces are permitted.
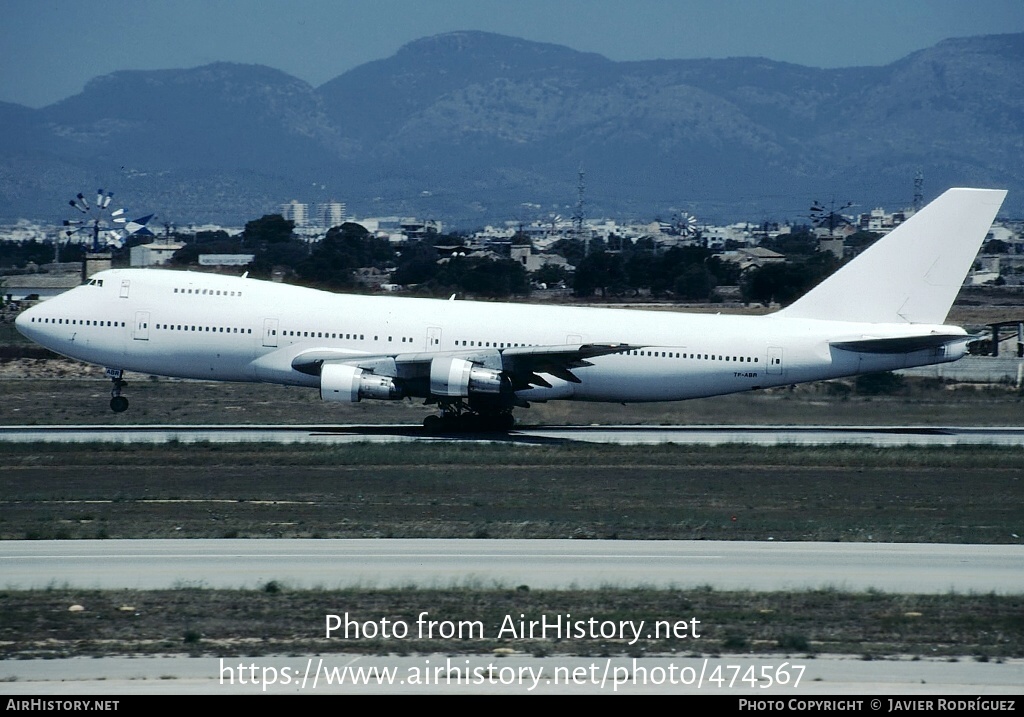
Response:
775,188,1006,324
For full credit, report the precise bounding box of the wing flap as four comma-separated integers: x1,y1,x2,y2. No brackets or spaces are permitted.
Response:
289,343,639,386
501,343,637,386
502,342,635,360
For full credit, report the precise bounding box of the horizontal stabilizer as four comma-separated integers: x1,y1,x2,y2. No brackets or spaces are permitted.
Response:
831,333,968,354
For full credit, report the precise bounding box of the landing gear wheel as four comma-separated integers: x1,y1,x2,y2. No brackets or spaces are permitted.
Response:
423,404,516,434
423,415,442,432
107,369,128,413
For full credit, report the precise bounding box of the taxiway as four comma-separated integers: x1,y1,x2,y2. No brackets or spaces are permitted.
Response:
3,539,1022,593
4,423,1024,446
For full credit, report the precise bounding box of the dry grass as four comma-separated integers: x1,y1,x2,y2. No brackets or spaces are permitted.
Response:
1,586,1021,659
2,443,1021,543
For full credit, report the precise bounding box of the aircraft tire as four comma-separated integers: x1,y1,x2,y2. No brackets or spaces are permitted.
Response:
109,396,129,413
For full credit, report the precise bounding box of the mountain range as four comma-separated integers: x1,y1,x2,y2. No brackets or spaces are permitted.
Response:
1,31,1022,227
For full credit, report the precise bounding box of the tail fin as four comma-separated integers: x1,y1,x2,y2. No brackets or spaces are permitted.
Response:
775,188,1007,325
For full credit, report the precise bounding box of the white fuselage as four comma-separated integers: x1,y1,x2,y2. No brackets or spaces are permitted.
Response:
15,268,966,404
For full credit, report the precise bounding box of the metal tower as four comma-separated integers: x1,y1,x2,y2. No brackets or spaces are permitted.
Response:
573,166,587,255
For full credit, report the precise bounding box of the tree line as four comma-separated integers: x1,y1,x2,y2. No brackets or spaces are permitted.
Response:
0,213,855,308
170,215,530,298
162,214,846,305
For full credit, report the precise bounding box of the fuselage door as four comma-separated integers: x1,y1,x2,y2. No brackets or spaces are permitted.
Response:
119,279,130,298
133,311,150,341
766,346,784,375
262,318,279,348
426,326,442,350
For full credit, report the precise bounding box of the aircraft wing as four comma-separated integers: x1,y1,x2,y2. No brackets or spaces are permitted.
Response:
498,343,636,387
290,342,638,389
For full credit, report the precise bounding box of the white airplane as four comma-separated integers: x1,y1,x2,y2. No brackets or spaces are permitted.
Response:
15,187,1006,431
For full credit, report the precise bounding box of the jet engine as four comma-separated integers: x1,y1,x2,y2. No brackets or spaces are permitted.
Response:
320,363,402,402
429,356,503,397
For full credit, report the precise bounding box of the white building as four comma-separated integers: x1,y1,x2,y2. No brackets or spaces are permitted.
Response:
858,207,911,232
130,242,184,267
199,254,255,267
510,245,574,273
317,202,347,228
281,200,309,227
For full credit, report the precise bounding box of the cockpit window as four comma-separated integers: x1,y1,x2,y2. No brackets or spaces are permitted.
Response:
87,279,104,287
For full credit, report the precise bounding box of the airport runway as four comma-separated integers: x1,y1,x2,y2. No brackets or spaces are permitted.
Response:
5,540,1022,694
3,539,1022,593
4,427,1021,694
4,423,1024,446
3,653,1021,695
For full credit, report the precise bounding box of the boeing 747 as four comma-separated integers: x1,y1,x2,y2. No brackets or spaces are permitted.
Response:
15,188,1006,430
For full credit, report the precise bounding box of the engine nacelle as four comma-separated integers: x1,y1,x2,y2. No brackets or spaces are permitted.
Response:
429,356,504,397
320,362,402,402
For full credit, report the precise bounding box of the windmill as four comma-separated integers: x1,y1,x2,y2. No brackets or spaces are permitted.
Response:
63,189,155,252
809,198,853,238
547,213,563,235
674,211,699,239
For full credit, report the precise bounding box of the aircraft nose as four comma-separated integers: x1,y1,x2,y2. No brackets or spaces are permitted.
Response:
15,306,29,334
15,304,39,339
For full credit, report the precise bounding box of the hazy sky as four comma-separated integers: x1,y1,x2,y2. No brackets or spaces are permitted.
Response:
3,0,1023,107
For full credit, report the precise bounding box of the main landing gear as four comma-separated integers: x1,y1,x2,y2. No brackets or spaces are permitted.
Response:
423,412,515,433
422,400,516,433
107,368,129,413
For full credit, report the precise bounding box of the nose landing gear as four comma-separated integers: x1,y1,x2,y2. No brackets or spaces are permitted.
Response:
106,368,129,413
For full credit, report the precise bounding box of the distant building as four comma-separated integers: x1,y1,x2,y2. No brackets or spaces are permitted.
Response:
1,273,81,301
858,207,912,232
130,243,184,267
352,216,441,244
818,238,844,259
717,247,786,272
510,246,574,273
199,254,255,267
400,218,442,239
281,200,309,227
84,252,113,279
317,202,347,228
986,225,1020,252
352,267,391,288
